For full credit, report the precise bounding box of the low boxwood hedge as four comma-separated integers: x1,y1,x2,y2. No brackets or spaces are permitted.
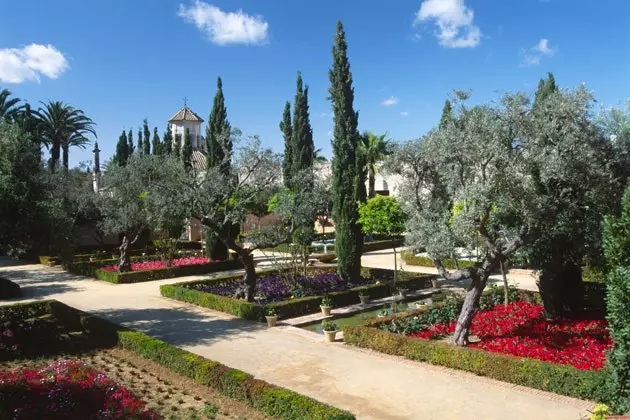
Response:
0,300,354,420
66,258,243,284
161,268,436,321
0,277,21,299
266,238,404,255
343,323,609,402
400,251,476,269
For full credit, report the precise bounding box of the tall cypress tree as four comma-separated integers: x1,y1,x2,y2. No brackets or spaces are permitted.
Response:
291,72,314,179
143,119,151,155
137,128,143,154
439,100,454,130
206,77,231,174
127,129,135,155
534,72,558,109
115,130,129,166
173,134,181,158
280,101,293,188
163,125,172,155
182,128,193,170
328,20,363,283
152,127,161,156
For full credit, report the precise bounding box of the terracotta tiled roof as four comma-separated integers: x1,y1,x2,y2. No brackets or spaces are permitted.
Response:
168,106,204,123
191,149,207,171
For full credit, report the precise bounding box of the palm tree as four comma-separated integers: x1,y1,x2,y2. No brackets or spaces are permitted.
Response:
0,89,22,122
361,131,391,198
313,147,328,163
34,101,96,170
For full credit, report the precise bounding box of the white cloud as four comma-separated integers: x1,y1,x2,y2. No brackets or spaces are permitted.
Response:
0,44,69,84
400,111,409,117
522,38,556,66
382,96,400,106
414,0,481,48
178,1,269,45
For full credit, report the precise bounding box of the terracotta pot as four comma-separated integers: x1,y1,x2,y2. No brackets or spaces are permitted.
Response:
265,316,278,327
321,306,332,316
359,295,370,304
324,330,338,342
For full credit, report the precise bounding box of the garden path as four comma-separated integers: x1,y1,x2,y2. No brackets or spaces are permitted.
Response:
0,257,591,420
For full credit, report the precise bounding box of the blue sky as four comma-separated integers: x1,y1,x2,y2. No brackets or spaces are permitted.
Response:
1,0,629,167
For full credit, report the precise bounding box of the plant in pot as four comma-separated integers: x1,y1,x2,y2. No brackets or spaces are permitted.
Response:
265,308,278,327
377,308,389,318
321,319,338,342
320,297,333,316
358,291,370,305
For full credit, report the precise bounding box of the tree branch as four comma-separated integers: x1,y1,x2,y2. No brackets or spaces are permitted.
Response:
434,258,473,282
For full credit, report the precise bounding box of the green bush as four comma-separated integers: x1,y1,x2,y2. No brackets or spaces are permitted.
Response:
0,299,354,420
266,238,404,255
68,259,243,284
0,277,21,299
162,268,436,321
343,324,609,402
400,251,476,269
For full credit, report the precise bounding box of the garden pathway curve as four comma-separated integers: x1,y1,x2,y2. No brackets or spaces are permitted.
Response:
0,257,592,420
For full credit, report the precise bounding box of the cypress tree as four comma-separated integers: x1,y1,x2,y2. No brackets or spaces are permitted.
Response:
206,77,231,174
137,128,143,154
143,119,151,155
439,100,454,130
328,20,364,283
291,72,314,180
173,134,181,158
163,125,173,155
152,127,161,156
182,128,193,170
127,129,135,154
115,130,129,166
280,101,293,188
534,72,558,109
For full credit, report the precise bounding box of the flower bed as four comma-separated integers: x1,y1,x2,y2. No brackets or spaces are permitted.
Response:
0,359,158,419
162,268,436,321
408,302,610,371
101,256,214,272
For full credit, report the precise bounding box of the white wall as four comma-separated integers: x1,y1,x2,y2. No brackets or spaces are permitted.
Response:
170,122,203,149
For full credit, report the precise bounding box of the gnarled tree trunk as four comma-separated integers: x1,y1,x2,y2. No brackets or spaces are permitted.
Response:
119,233,138,273
452,273,489,346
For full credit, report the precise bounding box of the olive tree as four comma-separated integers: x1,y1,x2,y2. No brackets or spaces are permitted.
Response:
393,86,617,345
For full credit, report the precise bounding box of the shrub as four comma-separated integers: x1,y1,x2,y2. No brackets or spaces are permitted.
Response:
0,277,20,299
343,325,609,402
400,251,476,269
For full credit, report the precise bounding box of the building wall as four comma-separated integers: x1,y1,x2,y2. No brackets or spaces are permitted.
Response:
170,122,203,149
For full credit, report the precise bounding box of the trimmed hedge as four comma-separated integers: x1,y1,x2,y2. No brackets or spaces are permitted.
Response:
400,251,476,269
343,324,609,402
161,268,436,321
66,258,243,284
266,238,404,255
0,300,354,420
0,277,21,299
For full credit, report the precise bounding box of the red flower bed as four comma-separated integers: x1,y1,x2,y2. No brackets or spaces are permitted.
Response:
0,359,160,419
102,256,214,272
409,302,611,370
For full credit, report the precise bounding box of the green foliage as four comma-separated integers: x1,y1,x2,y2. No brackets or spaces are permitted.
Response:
182,128,193,170
0,277,21,299
151,127,161,156
438,99,454,130
358,196,406,237
400,251,475,270
321,297,333,307
360,131,391,198
602,186,630,413
291,72,314,181
206,77,231,174
280,101,293,187
321,319,337,331
590,404,611,420
114,130,129,166
143,118,151,155
162,125,173,155
344,324,609,402
329,21,363,283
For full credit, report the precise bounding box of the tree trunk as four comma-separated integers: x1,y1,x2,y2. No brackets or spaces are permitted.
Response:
500,260,509,306
119,235,132,273
368,171,376,198
537,260,584,316
62,144,69,171
242,252,257,302
392,243,397,285
452,273,488,346
50,140,61,171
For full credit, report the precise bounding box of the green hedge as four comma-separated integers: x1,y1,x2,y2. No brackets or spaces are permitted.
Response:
161,268,436,321
0,277,21,299
400,251,476,269
266,238,404,255
0,300,354,420
343,324,609,402
67,258,243,284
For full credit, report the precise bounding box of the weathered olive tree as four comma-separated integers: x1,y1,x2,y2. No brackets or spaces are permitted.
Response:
393,86,617,345
97,154,188,272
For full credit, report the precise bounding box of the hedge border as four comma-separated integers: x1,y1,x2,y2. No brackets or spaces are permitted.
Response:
343,300,609,402
0,300,354,420
400,251,476,269
160,267,437,322
65,258,243,284
0,277,21,299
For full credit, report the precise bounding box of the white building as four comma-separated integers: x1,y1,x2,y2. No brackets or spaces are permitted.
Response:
313,160,403,197
168,105,208,171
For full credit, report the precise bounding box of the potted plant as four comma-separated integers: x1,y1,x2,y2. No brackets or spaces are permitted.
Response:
321,319,338,342
265,308,278,327
377,308,389,318
358,292,370,305
320,297,333,316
